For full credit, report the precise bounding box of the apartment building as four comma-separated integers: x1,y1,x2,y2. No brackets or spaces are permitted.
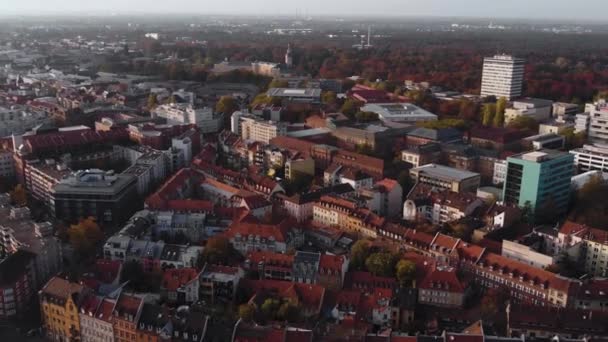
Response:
39,277,87,342
240,117,287,144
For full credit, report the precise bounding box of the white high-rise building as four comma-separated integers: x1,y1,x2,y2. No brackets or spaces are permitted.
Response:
480,55,525,100
586,100,608,144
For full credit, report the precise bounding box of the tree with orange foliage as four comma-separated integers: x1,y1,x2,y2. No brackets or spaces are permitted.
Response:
68,217,103,256
10,184,27,206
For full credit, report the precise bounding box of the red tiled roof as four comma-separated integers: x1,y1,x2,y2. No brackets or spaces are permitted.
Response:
93,259,122,284
431,233,461,252
246,251,294,267
246,279,326,313
319,254,347,272
419,267,465,293
167,199,214,212
162,268,199,292
224,219,290,243
374,178,400,193
96,298,115,322
559,220,608,244
478,251,572,292
114,293,142,317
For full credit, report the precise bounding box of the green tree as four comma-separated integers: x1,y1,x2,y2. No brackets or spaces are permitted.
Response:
354,111,379,122
261,298,281,320
493,97,507,127
147,94,158,110
365,251,398,277
395,259,416,287
238,304,255,322
268,79,289,89
322,91,337,105
277,300,300,322
340,99,360,118
418,118,468,130
482,103,496,126
350,240,371,270
216,96,238,115
507,115,539,131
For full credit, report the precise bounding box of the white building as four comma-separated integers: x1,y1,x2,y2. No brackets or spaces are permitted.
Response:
0,106,51,137
501,239,555,269
570,144,608,173
493,159,507,185
504,98,553,124
575,112,590,134
480,55,525,100
115,145,172,196
586,100,608,144
152,103,223,134
240,117,287,144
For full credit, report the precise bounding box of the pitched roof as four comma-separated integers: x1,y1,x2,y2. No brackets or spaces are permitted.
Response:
319,254,347,272
40,276,85,303
419,267,465,293
559,220,608,244
162,268,199,292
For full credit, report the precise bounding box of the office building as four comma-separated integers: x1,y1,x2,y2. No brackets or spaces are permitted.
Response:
552,102,579,122
505,98,553,124
503,150,574,214
570,143,608,173
586,100,608,144
409,164,481,193
266,88,321,105
480,55,525,100
575,112,590,133
52,169,138,225
152,103,223,134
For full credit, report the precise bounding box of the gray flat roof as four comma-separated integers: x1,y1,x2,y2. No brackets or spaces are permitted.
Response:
267,88,321,98
411,163,480,181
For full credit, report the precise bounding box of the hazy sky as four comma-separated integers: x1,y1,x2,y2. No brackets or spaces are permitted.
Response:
0,0,604,20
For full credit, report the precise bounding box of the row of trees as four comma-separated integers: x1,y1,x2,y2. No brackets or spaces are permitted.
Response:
481,97,507,127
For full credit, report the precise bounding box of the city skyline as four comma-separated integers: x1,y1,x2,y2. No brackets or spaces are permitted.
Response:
0,0,606,21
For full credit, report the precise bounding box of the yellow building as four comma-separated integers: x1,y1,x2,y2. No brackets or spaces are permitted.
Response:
39,276,86,342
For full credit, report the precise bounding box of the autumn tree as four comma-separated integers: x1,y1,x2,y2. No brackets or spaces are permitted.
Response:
340,99,360,118
395,259,416,287
147,94,158,110
10,184,27,206
261,298,281,320
354,111,379,122
216,96,238,115
419,118,468,130
268,79,289,89
68,217,104,257
200,236,237,265
365,251,398,277
493,97,507,127
482,103,496,126
322,91,337,105
350,239,371,270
